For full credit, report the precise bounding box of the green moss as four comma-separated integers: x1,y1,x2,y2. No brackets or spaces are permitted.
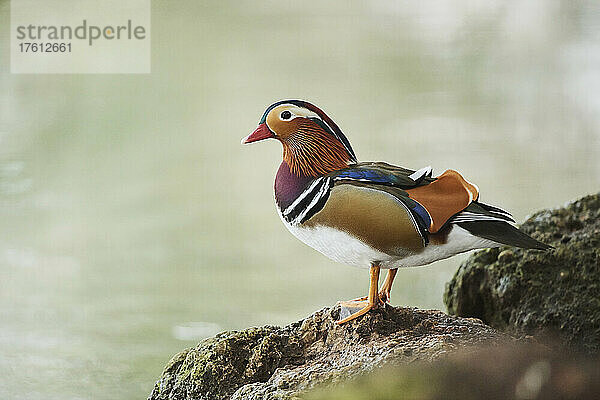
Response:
149,327,290,399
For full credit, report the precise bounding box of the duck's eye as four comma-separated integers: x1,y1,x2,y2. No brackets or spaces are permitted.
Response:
280,111,292,120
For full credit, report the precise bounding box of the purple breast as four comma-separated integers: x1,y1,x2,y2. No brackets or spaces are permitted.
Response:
274,162,313,210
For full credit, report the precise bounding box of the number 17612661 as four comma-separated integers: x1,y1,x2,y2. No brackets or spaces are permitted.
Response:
19,42,71,52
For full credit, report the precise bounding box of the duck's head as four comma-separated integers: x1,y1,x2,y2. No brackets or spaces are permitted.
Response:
242,100,357,177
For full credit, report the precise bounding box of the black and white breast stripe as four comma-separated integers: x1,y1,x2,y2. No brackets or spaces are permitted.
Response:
281,177,333,225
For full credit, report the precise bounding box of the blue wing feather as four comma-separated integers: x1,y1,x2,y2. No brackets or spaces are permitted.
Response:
330,162,432,188
407,200,432,233
334,169,392,183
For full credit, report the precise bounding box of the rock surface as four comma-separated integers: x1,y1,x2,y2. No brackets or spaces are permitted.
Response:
305,344,600,400
445,193,600,353
148,305,512,400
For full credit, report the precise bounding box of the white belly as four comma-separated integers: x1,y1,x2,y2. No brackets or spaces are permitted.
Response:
381,225,500,268
285,222,395,268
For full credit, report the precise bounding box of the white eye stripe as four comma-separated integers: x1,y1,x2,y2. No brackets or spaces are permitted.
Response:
277,104,320,120
278,111,326,126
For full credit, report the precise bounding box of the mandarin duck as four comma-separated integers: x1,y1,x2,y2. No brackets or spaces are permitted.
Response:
242,100,551,325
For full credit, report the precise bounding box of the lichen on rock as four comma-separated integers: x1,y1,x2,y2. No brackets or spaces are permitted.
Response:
445,193,600,353
148,305,511,400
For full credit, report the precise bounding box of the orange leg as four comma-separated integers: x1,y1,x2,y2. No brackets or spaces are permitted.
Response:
336,264,382,325
379,268,397,303
351,268,397,303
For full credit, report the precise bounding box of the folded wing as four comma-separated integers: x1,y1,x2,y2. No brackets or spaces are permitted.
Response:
329,163,480,234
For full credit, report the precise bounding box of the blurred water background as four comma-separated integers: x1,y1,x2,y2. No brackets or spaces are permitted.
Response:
1,0,599,398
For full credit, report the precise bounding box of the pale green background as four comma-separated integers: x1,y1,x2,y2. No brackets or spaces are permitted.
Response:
1,1,599,399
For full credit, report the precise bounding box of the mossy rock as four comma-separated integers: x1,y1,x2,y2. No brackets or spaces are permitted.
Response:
445,193,600,353
149,305,511,400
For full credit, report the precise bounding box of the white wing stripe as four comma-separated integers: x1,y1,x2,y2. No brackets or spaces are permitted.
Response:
332,177,375,183
408,166,433,181
451,213,514,223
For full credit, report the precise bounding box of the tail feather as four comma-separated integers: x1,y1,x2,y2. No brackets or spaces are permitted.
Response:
450,202,515,225
457,220,552,250
477,202,516,222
